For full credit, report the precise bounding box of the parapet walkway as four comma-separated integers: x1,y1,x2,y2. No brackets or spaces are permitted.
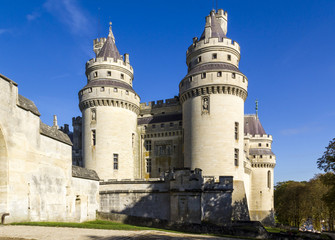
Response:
0,225,247,240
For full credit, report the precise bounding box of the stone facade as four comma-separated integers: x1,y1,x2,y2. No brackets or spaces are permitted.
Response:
0,8,276,226
74,9,276,224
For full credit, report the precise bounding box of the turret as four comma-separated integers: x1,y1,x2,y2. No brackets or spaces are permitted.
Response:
79,23,140,180
180,9,248,181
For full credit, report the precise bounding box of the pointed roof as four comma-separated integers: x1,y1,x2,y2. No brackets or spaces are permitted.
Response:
200,10,226,40
244,115,267,135
97,22,121,59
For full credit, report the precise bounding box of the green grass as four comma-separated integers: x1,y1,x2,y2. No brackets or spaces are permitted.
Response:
264,227,283,233
11,220,157,231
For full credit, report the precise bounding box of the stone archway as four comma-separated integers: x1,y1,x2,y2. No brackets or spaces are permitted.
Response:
0,126,8,213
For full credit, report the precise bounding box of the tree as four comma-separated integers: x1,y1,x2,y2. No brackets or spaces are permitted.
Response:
317,138,335,231
317,138,335,172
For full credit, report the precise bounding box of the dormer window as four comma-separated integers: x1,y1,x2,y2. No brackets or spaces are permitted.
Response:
121,73,124,79
212,53,217,59
227,55,231,61
198,56,202,63
107,71,111,76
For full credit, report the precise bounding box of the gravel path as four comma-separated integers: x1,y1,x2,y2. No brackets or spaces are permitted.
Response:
0,226,241,240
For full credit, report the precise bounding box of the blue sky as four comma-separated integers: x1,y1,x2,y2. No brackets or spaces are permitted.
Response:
1,0,334,184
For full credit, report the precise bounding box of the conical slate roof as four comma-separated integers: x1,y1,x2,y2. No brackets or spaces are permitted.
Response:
244,115,267,135
200,10,226,40
97,23,121,59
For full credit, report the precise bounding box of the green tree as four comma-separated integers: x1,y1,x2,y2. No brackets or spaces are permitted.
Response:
317,138,335,172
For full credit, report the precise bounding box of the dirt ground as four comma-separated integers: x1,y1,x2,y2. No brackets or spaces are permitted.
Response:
0,225,242,240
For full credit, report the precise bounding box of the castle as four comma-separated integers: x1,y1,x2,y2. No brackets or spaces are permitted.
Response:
0,9,275,225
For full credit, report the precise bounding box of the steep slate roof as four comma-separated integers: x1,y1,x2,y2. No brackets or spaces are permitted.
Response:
72,165,100,181
249,148,275,156
138,113,182,125
200,10,227,40
17,94,41,116
97,25,121,60
40,122,73,146
244,115,267,135
187,62,241,75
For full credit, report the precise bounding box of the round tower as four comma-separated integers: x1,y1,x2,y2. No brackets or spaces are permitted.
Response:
179,9,248,180
79,23,140,180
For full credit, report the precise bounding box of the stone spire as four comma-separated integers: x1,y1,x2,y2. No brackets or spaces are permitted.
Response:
200,9,227,41
97,22,121,59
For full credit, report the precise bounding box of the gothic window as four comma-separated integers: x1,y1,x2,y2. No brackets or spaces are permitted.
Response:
227,54,231,61
202,96,209,114
146,158,152,173
234,148,239,166
212,53,217,59
145,140,152,151
113,154,118,170
107,71,111,76
91,130,96,146
217,71,222,77
267,170,271,188
232,73,236,79
201,73,206,79
235,122,239,140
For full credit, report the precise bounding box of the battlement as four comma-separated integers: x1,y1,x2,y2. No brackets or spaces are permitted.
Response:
93,37,107,56
187,37,240,56
216,9,228,17
86,56,133,72
244,133,273,140
140,97,180,109
72,116,82,126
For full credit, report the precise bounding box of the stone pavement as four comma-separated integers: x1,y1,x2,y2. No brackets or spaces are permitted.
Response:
0,225,245,240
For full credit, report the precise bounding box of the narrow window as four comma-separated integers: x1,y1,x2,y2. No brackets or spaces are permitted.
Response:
158,168,161,173
253,155,256,158
113,154,118,170
189,76,193,82
217,71,222,77
100,87,105,92
91,109,96,121
235,122,239,140
113,88,118,92
132,133,135,148
91,130,96,146
198,56,202,63
232,73,236,79
201,73,206,79
125,90,129,95
121,73,124,79
270,155,272,159
212,53,217,59
267,171,271,188
227,54,231,61
260,155,263,158
94,72,98,78
234,148,239,166
266,143,269,147
145,140,152,151
258,143,262,147
146,158,152,173
107,71,111,76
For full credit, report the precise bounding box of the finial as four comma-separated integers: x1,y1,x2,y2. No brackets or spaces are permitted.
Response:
53,115,58,128
255,99,259,119
109,22,112,33
108,21,115,41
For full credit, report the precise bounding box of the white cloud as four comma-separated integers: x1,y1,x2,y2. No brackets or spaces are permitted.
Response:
27,11,41,21
44,0,91,35
0,29,9,35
